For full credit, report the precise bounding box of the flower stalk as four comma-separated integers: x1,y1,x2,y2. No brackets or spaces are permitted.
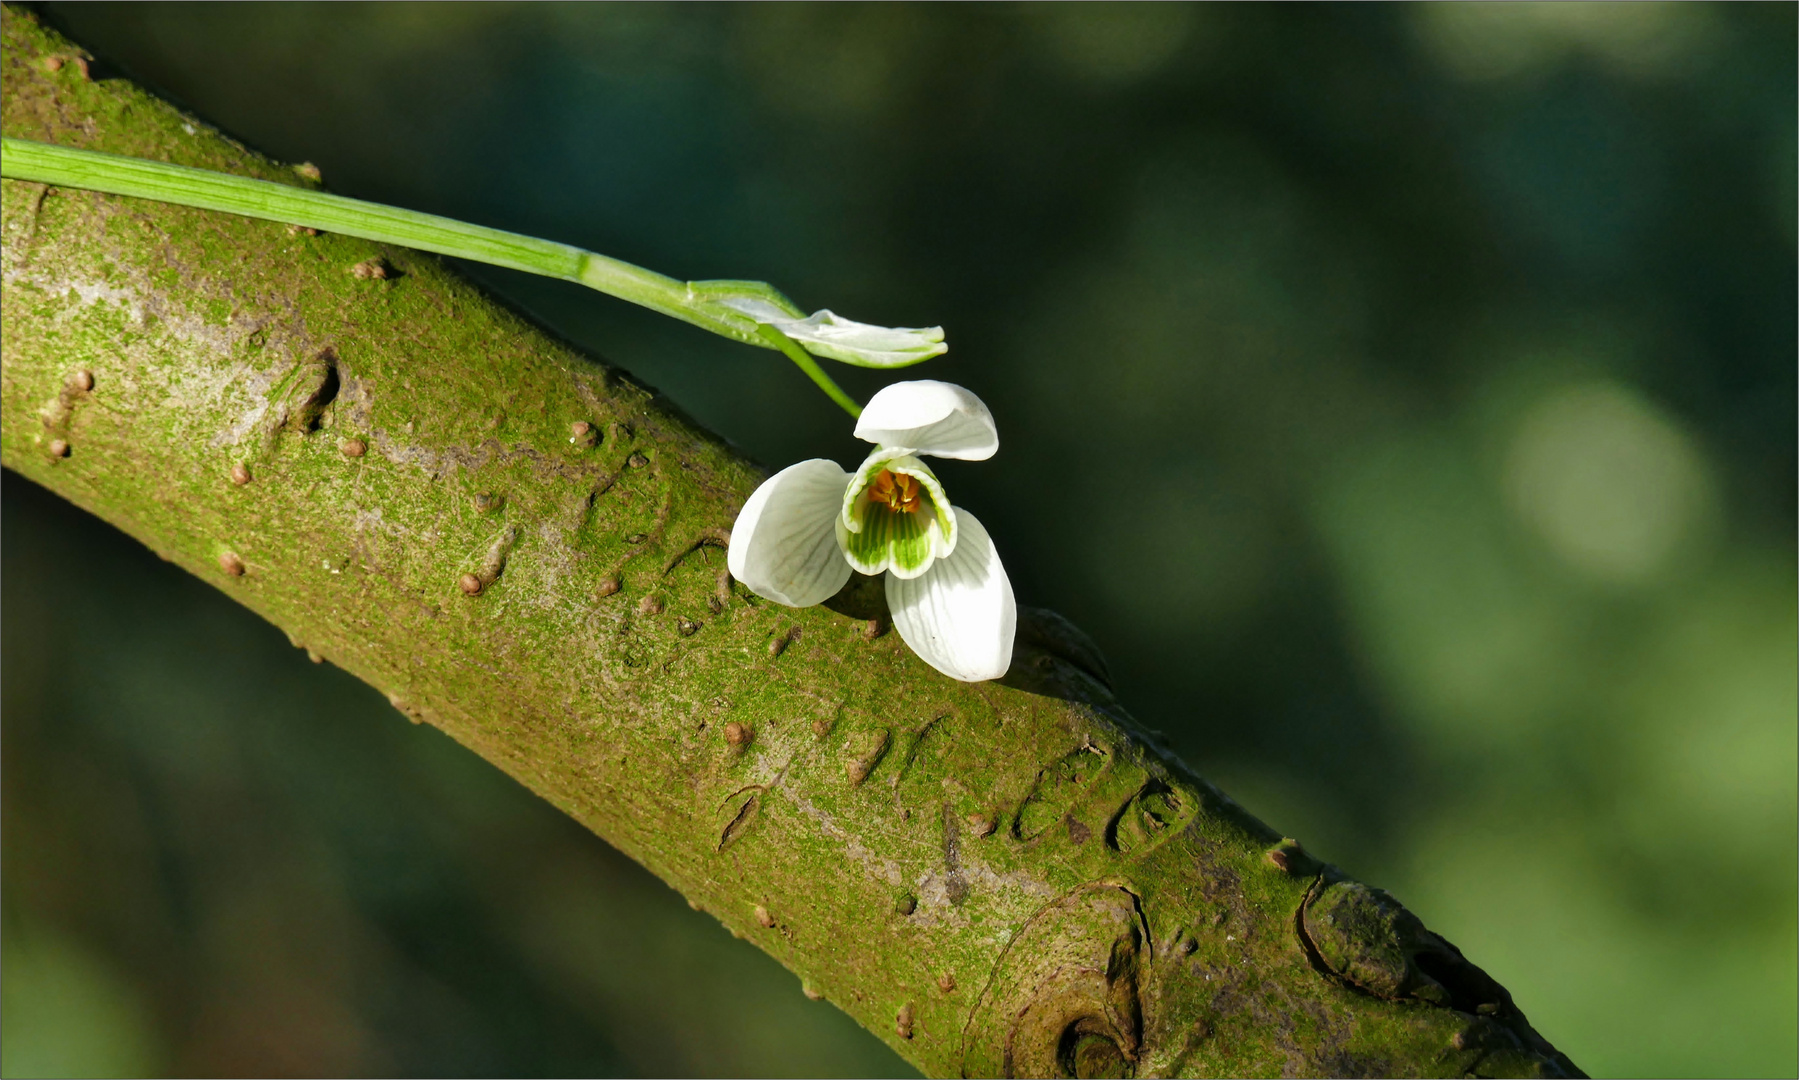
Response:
0,136,946,417
754,324,863,418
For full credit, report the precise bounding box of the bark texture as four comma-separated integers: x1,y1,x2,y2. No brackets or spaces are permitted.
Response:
0,10,1581,1077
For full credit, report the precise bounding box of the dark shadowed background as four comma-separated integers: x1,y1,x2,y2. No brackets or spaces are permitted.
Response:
4,4,1794,1077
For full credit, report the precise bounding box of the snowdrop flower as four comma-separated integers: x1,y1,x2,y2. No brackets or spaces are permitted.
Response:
727,381,1015,681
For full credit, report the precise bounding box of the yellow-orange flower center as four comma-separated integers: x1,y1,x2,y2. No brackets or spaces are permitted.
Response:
870,469,922,514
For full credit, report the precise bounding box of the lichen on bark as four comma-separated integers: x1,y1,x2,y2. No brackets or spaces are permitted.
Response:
0,9,1581,1077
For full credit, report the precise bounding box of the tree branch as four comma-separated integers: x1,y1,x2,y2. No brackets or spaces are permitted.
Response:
0,9,1579,1077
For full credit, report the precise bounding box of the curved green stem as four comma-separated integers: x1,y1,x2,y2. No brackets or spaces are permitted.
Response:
755,325,863,418
0,136,865,413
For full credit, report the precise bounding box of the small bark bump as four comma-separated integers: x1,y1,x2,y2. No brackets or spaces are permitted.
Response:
70,369,94,392
294,162,323,182
937,972,957,994
1065,814,1092,845
754,904,776,929
625,532,648,544
473,492,505,513
811,716,832,740
42,55,62,71
895,893,917,916
47,438,69,458
218,552,246,577
1266,839,1308,873
967,811,998,838
388,692,425,725
569,420,598,448
349,258,389,280
638,594,664,615
896,1003,915,1040
339,437,367,458
627,451,649,468
595,574,621,598
862,617,887,640
845,728,891,786
724,721,752,750
802,981,825,1002
768,625,800,658
678,617,702,636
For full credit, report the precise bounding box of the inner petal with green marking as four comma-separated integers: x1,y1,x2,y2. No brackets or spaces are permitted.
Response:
836,451,958,579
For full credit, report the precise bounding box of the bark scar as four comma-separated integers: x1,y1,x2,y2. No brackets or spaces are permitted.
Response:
39,365,93,443
940,802,969,905
470,525,519,588
13,181,51,265
662,526,733,608
717,784,764,852
1293,872,1333,980
257,346,339,459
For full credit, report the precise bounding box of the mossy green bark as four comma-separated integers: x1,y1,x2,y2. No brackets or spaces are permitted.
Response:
0,10,1581,1078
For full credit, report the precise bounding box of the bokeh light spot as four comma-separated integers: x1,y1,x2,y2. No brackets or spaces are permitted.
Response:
2,923,166,1078
1021,3,1201,86
1503,381,1714,585
1412,1,1718,82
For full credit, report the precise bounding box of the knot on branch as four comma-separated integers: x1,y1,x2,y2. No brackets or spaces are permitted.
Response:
1301,880,1584,1078
963,884,1147,1079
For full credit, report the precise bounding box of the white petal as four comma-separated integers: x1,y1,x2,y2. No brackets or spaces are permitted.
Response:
886,506,1015,681
727,459,853,607
716,298,946,369
854,381,998,461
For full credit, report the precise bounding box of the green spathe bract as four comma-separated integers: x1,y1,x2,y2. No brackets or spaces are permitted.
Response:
717,297,946,369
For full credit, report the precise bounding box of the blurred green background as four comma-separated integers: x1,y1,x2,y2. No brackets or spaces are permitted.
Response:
4,3,1794,1076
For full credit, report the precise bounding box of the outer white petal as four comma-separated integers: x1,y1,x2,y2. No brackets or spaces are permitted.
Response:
886,506,1015,681
854,380,998,461
727,459,853,607
716,298,947,369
